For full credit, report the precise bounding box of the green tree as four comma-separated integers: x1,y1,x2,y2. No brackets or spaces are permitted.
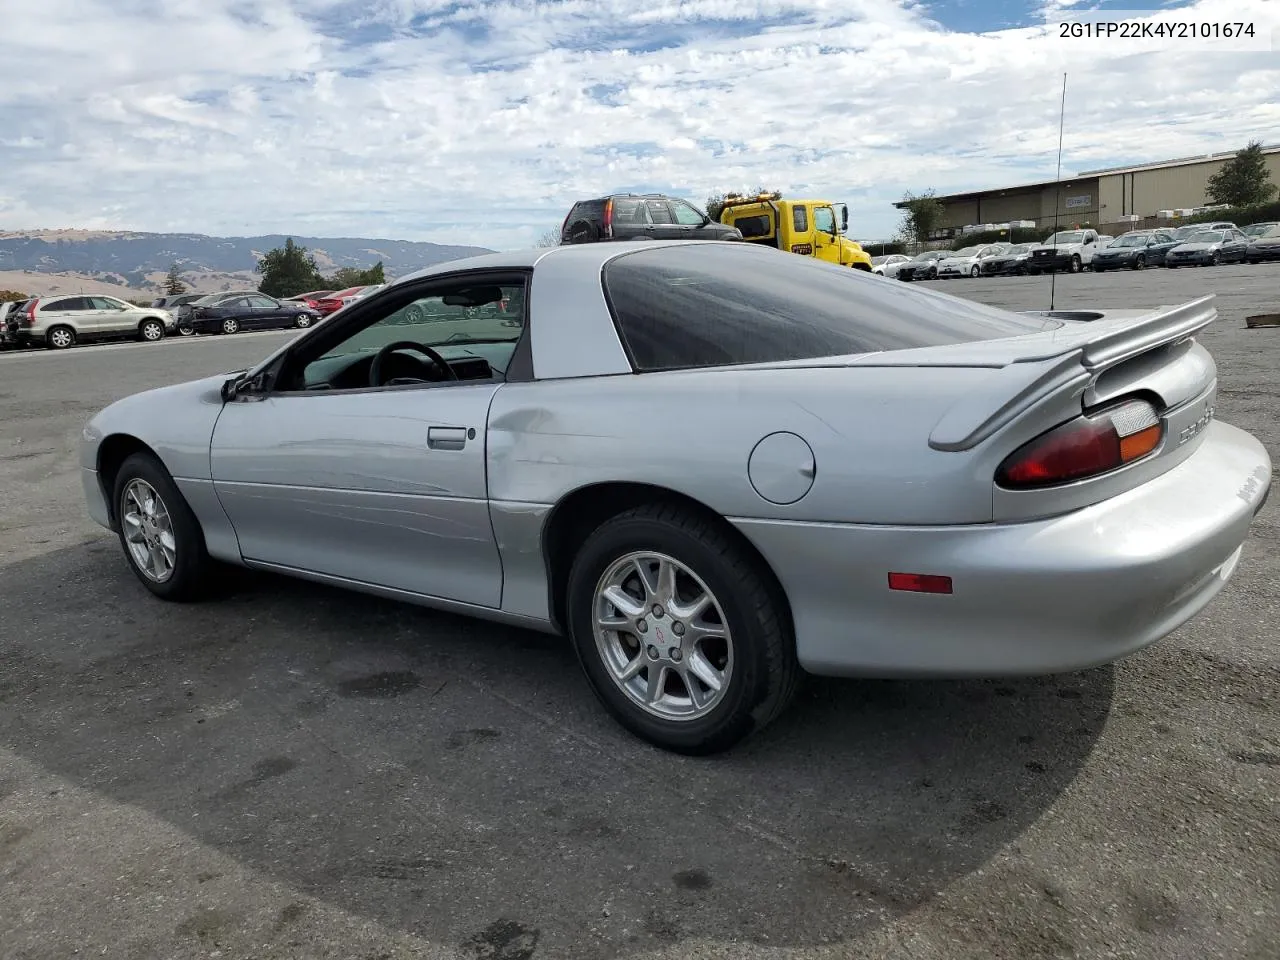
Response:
1206,140,1277,207
0,290,28,303
163,263,186,295
326,261,386,289
705,186,782,223
256,238,325,298
896,189,945,244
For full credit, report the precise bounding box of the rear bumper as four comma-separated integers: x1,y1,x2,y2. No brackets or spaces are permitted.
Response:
1027,252,1074,270
732,421,1271,678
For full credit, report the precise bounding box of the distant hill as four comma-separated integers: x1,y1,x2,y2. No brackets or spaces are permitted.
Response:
0,229,495,294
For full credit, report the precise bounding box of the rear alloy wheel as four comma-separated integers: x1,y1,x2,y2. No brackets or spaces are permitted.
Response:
178,324,195,336
46,325,75,349
112,452,215,601
220,317,240,335
566,503,800,755
139,318,165,342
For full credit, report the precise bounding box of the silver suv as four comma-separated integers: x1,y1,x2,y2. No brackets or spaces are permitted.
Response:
7,295,174,349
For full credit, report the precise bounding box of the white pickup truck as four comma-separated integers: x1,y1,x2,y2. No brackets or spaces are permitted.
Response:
1024,228,1105,274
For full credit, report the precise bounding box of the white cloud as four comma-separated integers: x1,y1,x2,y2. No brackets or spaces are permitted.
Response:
0,0,1276,249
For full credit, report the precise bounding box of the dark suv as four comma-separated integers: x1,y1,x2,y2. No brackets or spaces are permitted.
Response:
560,194,742,244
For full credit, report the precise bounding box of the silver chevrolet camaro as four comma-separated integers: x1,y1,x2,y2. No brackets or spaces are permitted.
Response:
80,240,1272,754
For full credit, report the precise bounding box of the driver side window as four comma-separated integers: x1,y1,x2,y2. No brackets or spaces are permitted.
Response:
288,279,527,393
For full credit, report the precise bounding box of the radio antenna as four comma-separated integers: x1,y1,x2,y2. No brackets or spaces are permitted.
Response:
1049,71,1067,312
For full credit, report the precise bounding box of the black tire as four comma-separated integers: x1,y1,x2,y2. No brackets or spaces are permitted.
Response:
1208,252,1219,266
111,452,214,601
1133,255,1146,270
969,265,979,277
1069,255,1082,273
565,502,801,755
294,313,313,329
220,317,240,334
46,325,76,349
178,322,195,336
139,318,165,342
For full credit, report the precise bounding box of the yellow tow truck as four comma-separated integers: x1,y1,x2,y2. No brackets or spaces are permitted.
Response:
717,192,873,270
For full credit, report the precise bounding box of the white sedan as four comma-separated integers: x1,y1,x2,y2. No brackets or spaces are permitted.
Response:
871,254,913,277
936,244,1009,279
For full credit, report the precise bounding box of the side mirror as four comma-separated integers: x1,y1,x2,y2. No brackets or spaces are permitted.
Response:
220,376,243,402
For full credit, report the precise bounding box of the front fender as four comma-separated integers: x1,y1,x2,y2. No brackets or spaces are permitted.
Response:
82,373,231,481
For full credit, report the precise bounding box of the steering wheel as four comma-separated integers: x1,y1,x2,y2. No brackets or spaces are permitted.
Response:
368,341,458,387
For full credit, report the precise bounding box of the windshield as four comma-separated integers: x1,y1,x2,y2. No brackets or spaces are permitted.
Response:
1113,235,1149,248
1261,225,1280,239
1245,223,1278,236
1184,231,1225,243
601,244,1061,372
950,246,981,257
1043,231,1084,245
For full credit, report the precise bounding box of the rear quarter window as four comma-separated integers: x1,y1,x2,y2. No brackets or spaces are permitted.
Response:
601,244,1061,372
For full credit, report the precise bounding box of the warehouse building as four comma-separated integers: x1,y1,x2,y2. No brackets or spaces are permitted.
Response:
897,143,1280,239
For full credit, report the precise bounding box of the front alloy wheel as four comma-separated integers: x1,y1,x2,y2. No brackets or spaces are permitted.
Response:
140,319,165,341
121,478,177,583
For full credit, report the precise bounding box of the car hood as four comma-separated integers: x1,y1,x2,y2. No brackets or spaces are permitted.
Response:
1249,236,1280,246
1095,246,1139,255
1171,242,1219,252
1029,242,1083,252
938,256,977,266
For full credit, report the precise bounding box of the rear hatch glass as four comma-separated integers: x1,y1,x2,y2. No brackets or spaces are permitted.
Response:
602,243,1061,371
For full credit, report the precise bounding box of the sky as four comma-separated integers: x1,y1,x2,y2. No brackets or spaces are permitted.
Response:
0,0,1277,250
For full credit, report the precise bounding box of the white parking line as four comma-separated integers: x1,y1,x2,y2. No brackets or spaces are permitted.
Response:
0,329,297,362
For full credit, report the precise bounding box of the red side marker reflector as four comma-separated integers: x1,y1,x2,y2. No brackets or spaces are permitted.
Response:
888,572,953,594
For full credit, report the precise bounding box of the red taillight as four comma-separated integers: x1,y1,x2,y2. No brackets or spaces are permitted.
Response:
996,398,1164,489
22,300,37,326
888,572,953,594
603,199,613,237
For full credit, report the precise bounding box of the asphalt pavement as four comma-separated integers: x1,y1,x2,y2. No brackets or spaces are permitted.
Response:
0,265,1277,960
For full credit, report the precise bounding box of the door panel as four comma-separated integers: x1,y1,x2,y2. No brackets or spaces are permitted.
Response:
210,383,504,607
644,200,682,240
89,297,130,332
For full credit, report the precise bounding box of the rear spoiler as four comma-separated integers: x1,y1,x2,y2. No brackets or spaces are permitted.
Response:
929,295,1217,452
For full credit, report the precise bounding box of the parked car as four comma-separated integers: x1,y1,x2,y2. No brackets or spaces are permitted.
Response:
1244,224,1280,263
4,294,173,349
895,249,949,281
1025,229,1104,274
175,292,258,331
871,254,913,276
561,194,743,244
151,293,204,315
979,243,1035,276
936,243,1009,279
1164,228,1251,267
78,240,1270,754
183,293,321,335
312,286,374,317
1090,230,1179,271
283,290,334,308
1242,221,1280,238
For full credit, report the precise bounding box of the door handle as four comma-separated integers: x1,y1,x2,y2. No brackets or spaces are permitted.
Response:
427,426,468,450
